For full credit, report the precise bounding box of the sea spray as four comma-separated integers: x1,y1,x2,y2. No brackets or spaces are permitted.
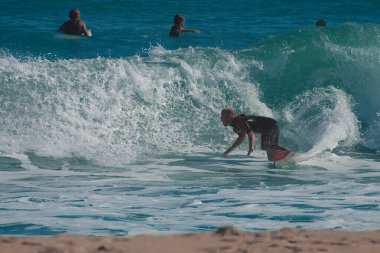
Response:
282,87,360,155
0,48,268,165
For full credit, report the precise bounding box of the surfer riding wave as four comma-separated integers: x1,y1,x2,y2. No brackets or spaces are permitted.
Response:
220,108,293,161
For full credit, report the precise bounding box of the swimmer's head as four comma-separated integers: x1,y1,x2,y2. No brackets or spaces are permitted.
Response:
221,108,236,126
69,8,80,20
316,19,326,27
174,14,185,25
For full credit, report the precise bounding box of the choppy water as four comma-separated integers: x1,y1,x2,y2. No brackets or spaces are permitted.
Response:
1,0,380,236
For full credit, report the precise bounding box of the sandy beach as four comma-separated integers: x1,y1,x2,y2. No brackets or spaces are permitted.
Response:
1,227,379,253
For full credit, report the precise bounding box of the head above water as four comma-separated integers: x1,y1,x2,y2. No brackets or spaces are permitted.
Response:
174,14,185,25
221,108,236,126
69,8,80,20
316,19,326,27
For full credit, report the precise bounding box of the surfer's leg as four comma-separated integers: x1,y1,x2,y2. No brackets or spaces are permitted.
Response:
262,126,287,161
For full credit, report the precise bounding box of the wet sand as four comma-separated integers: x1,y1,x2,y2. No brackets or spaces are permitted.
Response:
1,227,380,253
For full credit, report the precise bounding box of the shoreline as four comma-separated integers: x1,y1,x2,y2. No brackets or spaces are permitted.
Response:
1,227,380,253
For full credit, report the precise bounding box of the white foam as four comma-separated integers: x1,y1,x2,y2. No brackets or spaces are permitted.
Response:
283,87,360,155
0,48,272,166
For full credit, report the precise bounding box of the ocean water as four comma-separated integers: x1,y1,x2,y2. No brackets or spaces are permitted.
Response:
1,0,380,236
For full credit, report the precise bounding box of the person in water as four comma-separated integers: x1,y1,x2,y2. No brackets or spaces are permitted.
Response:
59,8,91,36
316,19,326,27
169,14,199,37
220,108,292,161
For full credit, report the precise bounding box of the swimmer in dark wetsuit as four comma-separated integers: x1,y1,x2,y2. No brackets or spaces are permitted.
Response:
220,108,292,161
169,14,199,37
58,8,91,36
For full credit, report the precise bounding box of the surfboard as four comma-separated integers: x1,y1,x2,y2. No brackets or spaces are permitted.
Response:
272,150,303,168
56,30,92,39
272,150,293,161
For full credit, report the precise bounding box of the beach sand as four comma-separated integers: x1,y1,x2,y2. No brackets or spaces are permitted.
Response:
1,227,379,253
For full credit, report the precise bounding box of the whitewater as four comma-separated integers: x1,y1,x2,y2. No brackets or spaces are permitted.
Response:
1,0,380,236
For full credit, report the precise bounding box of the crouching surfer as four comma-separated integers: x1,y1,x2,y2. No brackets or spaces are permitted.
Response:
220,108,293,161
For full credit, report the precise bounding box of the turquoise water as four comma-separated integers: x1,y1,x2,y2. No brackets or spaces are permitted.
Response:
1,0,380,236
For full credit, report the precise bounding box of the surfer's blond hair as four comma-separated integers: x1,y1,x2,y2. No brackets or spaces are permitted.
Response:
221,108,236,118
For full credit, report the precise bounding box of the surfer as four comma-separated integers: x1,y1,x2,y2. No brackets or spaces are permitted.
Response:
169,14,199,37
58,8,92,36
220,108,292,161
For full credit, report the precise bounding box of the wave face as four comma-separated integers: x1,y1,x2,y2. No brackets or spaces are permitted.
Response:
1,23,379,164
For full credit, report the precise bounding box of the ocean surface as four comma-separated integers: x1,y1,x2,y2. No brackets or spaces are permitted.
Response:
1,0,380,236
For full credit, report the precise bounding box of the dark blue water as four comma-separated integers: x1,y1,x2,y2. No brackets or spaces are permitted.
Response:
2,1,380,58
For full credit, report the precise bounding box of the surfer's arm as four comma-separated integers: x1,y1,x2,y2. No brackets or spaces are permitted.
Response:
247,131,255,156
223,133,246,155
80,22,92,37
